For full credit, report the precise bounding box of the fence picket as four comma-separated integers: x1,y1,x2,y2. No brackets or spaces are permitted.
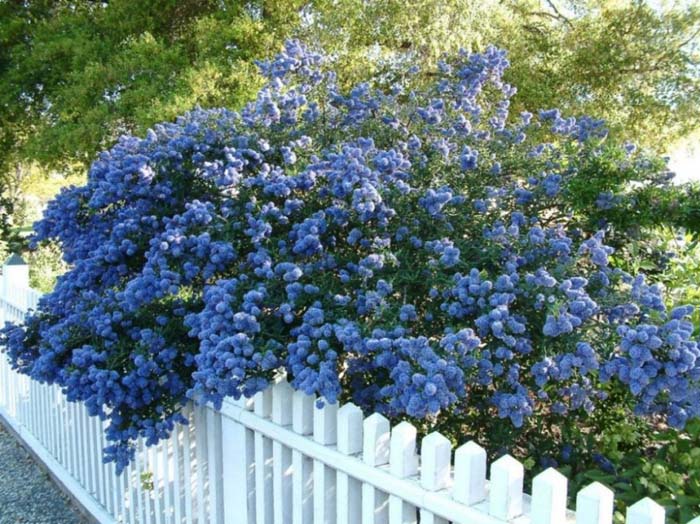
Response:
453,441,486,506
362,413,390,524
272,380,294,524
532,467,568,524
292,391,314,524
182,408,194,523
337,403,363,524
389,421,418,524
193,405,209,523
255,389,274,524
489,454,524,521
313,401,338,524
172,423,184,524
222,397,256,524
419,432,451,524
626,498,665,524
206,407,224,524
161,436,173,524
576,482,614,524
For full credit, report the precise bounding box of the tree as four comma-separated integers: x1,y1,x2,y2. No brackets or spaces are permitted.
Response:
2,1,698,178
300,0,700,150
0,1,304,173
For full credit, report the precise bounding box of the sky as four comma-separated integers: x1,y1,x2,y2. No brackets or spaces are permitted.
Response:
667,137,700,184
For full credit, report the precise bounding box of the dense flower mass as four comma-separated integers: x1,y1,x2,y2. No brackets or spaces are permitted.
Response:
2,40,698,471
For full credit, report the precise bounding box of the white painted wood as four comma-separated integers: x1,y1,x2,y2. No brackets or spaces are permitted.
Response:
420,432,451,524
194,406,208,524
337,403,363,524
337,403,363,455
94,414,107,508
255,389,274,524
489,454,524,520
79,402,89,488
626,498,665,524
363,413,391,467
292,392,314,524
161,436,172,524
206,407,224,524
171,423,184,524
390,422,418,478
272,379,294,426
255,388,273,418
222,399,256,524
532,467,568,524
362,414,390,524
389,421,418,524
182,411,195,524
313,401,338,524
576,482,614,524
152,442,164,524
453,440,486,505
272,381,294,524
420,432,451,491
134,440,147,524
197,401,523,522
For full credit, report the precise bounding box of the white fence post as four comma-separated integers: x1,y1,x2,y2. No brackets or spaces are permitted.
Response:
272,380,294,524
255,389,274,524
453,441,486,505
420,432,451,524
222,397,256,524
313,400,338,524
389,421,418,524
576,481,614,524
362,413,390,524
336,403,363,524
626,498,665,524
292,391,314,524
532,467,568,524
489,454,524,520
2,253,30,288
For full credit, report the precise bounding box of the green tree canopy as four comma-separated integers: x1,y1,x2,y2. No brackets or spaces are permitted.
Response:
1,0,698,176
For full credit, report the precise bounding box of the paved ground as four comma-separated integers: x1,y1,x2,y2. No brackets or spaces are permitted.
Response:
0,423,87,524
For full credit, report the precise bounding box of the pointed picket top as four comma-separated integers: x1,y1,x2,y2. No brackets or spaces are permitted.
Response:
489,454,524,521
390,421,418,478
420,432,452,491
453,440,486,505
4,253,26,266
363,413,390,467
292,390,314,435
254,388,272,418
576,482,614,524
337,403,363,455
313,400,338,445
532,467,568,524
626,498,665,524
271,379,294,426
232,395,255,411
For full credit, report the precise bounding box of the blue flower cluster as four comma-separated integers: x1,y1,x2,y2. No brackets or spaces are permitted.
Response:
2,40,697,471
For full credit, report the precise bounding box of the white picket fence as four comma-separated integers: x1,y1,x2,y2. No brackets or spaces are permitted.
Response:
0,258,697,524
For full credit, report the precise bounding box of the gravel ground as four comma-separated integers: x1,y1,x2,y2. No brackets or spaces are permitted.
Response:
0,423,87,524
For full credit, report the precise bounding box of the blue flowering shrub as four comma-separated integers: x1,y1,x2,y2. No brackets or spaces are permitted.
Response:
2,41,699,505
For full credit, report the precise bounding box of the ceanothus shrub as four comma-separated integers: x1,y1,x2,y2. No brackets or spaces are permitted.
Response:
2,41,698,472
